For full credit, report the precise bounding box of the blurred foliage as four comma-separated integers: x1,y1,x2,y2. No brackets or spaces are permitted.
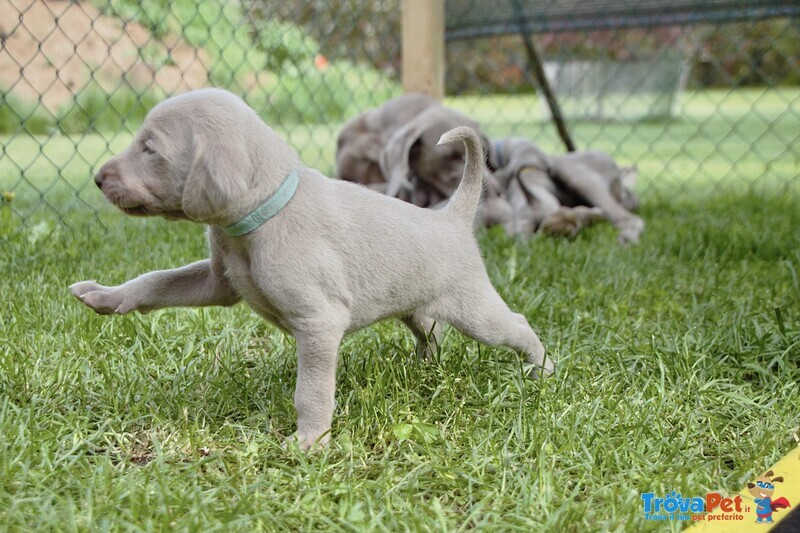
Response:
2,0,794,135
57,83,163,134
251,20,320,73
447,19,799,93
243,0,402,77
0,95,54,135
89,0,798,94
691,19,800,87
93,0,274,85
242,2,799,93
84,0,400,125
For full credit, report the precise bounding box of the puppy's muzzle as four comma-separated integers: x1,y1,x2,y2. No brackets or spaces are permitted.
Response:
94,162,117,190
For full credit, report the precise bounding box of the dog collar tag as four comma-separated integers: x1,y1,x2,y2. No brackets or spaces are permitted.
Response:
221,170,299,236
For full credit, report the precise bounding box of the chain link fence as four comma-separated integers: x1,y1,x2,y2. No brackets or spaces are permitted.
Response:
0,0,798,228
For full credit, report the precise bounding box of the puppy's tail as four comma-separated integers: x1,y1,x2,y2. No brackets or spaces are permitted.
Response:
438,126,485,224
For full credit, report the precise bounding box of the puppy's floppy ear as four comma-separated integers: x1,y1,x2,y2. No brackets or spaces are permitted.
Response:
182,133,252,222
486,136,502,171
610,172,640,212
772,476,784,483
477,133,494,168
380,118,428,198
335,132,383,182
747,483,756,488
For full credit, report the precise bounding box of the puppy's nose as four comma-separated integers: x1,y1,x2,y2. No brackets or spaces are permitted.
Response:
94,164,114,189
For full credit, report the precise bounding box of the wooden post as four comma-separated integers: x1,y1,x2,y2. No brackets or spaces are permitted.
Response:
402,0,445,99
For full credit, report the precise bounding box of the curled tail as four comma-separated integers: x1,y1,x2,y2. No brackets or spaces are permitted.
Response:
438,126,485,223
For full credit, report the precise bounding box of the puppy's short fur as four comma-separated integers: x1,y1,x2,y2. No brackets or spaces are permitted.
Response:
71,89,552,449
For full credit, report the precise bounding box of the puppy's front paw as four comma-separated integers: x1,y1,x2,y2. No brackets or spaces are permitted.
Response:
616,215,644,245
283,430,331,452
529,360,555,379
69,281,132,315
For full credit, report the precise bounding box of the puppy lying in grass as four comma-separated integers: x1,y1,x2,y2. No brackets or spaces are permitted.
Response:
70,89,553,449
491,137,644,244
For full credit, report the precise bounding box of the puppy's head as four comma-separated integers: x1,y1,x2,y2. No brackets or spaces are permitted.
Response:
610,166,640,212
411,125,467,194
380,106,490,203
94,89,269,224
335,130,385,186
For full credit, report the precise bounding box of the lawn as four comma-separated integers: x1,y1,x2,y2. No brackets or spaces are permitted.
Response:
1,89,799,530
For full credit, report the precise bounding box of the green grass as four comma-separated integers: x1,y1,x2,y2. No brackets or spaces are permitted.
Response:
1,88,799,530
1,193,798,531
0,95,55,135
56,84,164,135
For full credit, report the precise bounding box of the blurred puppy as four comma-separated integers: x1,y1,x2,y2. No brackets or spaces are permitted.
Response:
336,94,512,226
491,137,644,244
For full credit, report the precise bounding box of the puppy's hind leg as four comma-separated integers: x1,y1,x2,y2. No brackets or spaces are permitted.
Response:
400,313,442,359
434,284,554,377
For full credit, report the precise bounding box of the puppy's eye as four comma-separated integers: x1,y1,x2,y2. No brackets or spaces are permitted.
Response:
142,143,156,155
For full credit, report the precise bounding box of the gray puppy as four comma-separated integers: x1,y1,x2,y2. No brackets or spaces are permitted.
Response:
335,95,512,225
335,93,438,191
492,137,644,244
70,89,553,450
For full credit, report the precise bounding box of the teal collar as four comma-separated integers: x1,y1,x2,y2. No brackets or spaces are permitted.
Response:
221,170,299,236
